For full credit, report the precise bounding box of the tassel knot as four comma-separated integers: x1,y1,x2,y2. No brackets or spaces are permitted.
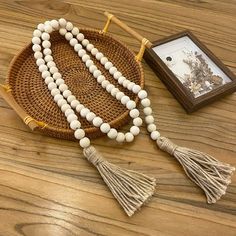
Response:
156,137,178,155
83,146,104,165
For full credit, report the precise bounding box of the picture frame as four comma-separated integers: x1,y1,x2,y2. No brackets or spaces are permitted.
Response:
144,30,236,113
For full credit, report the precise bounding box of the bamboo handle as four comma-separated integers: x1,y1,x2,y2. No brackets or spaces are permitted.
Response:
103,11,152,61
0,85,45,130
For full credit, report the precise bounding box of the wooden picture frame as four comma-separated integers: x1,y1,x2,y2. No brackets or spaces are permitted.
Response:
144,30,236,113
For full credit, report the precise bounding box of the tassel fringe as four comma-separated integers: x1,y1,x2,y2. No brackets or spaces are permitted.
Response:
83,145,156,216
156,137,235,204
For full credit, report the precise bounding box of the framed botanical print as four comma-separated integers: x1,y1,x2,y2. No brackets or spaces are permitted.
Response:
144,31,236,113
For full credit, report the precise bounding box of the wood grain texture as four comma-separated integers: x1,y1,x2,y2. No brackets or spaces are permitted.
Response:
0,0,236,235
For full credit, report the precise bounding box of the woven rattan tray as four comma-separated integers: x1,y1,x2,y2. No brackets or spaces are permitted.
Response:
0,12,152,140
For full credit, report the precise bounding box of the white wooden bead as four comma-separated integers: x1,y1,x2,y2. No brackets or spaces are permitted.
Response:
82,39,89,46
76,33,84,41
67,95,76,103
32,44,41,52
130,126,140,136
51,88,60,96
101,80,110,89
121,95,130,105
86,112,96,122
45,76,54,85
44,48,52,56
63,90,72,98
151,131,160,140
122,79,130,88
61,104,71,113
78,49,86,57
47,61,55,68
49,66,58,74
109,67,117,75
85,59,93,68
141,98,151,107
147,123,156,132
145,115,154,124
113,71,122,80
95,52,103,60
50,19,59,29
86,43,94,52
59,28,67,36
74,43,82,52
106,84,115,93
97,75,105,84
71,100,80,108
72,27,79,35
100,123,111,133
44,24,53,33
59,84,68,92
74,129,85,140
42,40,51,48
79,137,90,148
143,107,152,115
65,108,74,117
104,62,113,70
80,108,90,117
138,90,147,99
66,22,73,31
65,32,73,41
118,76,126,85
44,55,53,62
33,29,42,37
41,32,50,40
127,82,135,90
89,65,97,73
32,36,41,44
126,100,136,110
133,117,143,126
53,72,61,79
59,18,67,27
67,113,77,123
42,71,50,79
93,70,101,78
34,51,43,59
132,85,141,94
116,92,124,100
100,57,108,65
125,132,134,142
76,104,84,112
129,109,139,118
37,23,45,31
54,94,63,102
57,98,67,107
36,58,45,66
70,120,81,130
91,48,98,56
48,82,57,90
55,78,64,86
116,132,125,142
111,88,119,97
70,38,78,46
107,128,118,139
92,117,103,127
82,54,90,62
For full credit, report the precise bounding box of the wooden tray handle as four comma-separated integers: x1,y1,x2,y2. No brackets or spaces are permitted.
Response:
102,11,152,61
0,84,47,130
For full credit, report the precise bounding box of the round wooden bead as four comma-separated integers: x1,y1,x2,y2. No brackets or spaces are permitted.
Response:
111,88,119,97
93,70,101,78
101,80,110,88
86,43,94,51
76,33,84,41
116,132,125,142
71,100,80,108
39,64,47,73
44,24,53,33
95,52,103,60
122,79,130,88
109,67,117,75
50,19,59,29
49,66,58,74
91,48,98,56
125,132,134,142
70,120,81,130
53,72,61,79
47,60,55,68
59,18,67,27
97,75,105,84
130,126,140,136
100,57,108,65
65,108,74,117
59,28,67,36
100,123,111,133
151,131,160,140
59,84,68,92
65,32,73,41
86,112,96,122
92,117,103,127
67,113,77,123
80,108,90,117
42,40,51,48
55,78,64,86
61,104,71,113
106,84,115,93
126,100,136,110
34,51,43,59
72,27,79,35
67,95,76,103
143,107,152,116
32,44,41,52
141,98,151,107
44,55,53,62
74,43,82,52
41,32,50,40
51,88,60,96
129,109,139,118
45,76,54,85
104,62,113,70
115,92,124,100
121,95,130,105
48,82,57,90
63,90,72,98
82,54,90,62
127,82,135,90
32,36,41,44
74,129,85,140
138,90,147,99
57,98,67,107
54,94,63,103
107,128,118,139
133,117,143,126
37,23,45,31
79,137,90,148
42,71,50,79
82,39,89,46
89,65,97,73
36,58,45,66
132,85,141,94
118,76,126,85
76,104,84,113
33,29,42,37
145,115,154,124
147,123,156,132
66,22,73,31
70,38,78,46
113,71,122,80
85,59,93,68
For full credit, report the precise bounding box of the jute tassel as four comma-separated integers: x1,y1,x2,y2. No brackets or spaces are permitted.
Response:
83,145,156,216
156,137,235,204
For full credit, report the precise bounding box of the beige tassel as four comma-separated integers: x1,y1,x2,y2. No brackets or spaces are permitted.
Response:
83,145,156,216
156,137,235,204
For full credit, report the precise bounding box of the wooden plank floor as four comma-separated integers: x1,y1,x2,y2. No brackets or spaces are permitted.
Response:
0,0,236,235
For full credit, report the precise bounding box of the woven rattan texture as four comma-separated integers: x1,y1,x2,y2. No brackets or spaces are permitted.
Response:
7,29,144,140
